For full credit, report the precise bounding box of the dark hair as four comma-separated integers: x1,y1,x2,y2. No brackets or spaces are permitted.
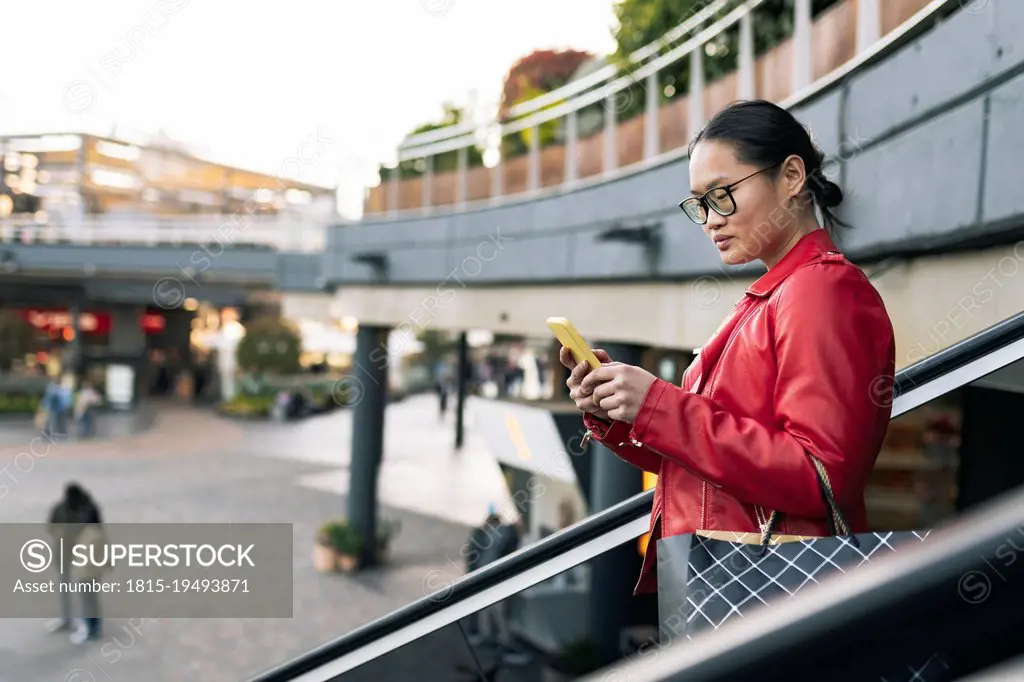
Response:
65,483,90,508
688,99,848,234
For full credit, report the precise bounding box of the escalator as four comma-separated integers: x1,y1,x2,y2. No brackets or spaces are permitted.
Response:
252,310,1024,682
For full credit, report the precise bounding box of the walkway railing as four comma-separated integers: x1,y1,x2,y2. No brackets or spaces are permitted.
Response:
0,214,328,252
366,0,935,217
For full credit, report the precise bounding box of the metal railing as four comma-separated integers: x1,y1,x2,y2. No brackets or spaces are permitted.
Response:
395,0,738,157
0,214,329,252
249,309,1024,682
370,0,947,217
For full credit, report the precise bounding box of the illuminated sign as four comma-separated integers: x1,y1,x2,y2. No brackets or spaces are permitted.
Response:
18,309,166,335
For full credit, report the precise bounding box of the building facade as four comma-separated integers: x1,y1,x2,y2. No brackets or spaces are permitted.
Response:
0,132,336,223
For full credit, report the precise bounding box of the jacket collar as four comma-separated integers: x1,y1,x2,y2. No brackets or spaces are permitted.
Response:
745,228,839,298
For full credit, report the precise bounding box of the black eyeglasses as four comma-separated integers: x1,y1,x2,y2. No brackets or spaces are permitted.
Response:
679,163,780,225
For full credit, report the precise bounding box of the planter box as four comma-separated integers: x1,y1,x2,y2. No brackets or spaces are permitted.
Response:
313,544,360,574
314,544,395,574
336,552,359,573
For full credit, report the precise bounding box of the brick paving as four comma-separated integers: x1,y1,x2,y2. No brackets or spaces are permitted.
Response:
0,396,526,682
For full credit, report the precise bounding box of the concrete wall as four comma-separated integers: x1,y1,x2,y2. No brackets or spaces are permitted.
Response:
329,240,1024,371
0,242,321,307
325,1,1024,288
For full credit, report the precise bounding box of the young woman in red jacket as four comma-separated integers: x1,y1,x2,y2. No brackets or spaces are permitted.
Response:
562,100,896,594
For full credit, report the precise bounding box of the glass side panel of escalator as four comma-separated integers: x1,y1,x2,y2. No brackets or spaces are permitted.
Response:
331,536,653,682
329,365,1024,682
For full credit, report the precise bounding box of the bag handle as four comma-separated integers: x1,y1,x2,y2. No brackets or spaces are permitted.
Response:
756,455,860,555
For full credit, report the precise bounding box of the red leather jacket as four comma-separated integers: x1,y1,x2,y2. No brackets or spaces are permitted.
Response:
583,229,895,594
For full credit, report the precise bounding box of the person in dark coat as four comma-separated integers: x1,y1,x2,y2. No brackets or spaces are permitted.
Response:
471,515,529,665
45,483,104,643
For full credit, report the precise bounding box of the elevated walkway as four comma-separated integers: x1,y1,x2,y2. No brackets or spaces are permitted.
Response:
309,0,1024,361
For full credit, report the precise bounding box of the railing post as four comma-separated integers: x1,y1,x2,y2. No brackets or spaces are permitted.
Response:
566,110,579,185
421,155,433,212
738,10,755,100
529,125,540,192
644,71,660,160
388,166,399,217
491,139,503,203
689,48,705,138
793,0,813,91
457,146,468,209
856,0,881,54
603,94,617,177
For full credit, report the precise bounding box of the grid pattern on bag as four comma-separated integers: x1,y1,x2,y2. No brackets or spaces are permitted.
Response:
679,531,947,682
685,531,932,632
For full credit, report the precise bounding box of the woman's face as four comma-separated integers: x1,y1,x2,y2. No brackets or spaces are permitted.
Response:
687,140,806,267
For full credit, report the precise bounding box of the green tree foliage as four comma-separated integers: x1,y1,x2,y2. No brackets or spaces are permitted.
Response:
609,0,843,121
498,48,594,157
236,317,302,376
379,102,485,182
415,328,455,369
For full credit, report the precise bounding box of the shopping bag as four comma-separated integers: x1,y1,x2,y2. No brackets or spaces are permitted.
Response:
656,456,950,681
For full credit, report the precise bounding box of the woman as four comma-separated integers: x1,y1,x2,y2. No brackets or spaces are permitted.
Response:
562,100,895,595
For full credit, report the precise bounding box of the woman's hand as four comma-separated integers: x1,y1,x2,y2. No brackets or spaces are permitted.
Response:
579,363,658,424
560,346,613,420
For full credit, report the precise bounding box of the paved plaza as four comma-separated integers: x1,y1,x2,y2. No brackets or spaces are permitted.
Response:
0,395,518,682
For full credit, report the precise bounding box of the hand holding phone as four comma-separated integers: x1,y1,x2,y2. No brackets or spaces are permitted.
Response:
547,317,602,370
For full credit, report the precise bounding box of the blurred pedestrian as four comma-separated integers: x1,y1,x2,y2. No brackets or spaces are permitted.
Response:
45,483,105,643
74,380,101,438
472,513,529,665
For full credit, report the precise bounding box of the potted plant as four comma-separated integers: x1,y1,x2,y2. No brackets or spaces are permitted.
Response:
313,522,337,573
542,638,602,682
376,518,402,564
316,520,364,573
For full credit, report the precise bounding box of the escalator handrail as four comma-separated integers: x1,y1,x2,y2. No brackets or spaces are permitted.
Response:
251,493,654,680
251,309,1024,681
892,310,1024,413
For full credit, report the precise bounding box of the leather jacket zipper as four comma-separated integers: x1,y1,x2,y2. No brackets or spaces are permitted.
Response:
629,437,722,489
700,482,707,529
628,436,715,531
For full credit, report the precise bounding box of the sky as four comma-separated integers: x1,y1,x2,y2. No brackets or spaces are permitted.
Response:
0,0,620,217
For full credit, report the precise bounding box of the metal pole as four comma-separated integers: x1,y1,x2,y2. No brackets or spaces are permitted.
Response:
68,299,82,380
588,340,646,666
454,330,469,451
347,324,390,568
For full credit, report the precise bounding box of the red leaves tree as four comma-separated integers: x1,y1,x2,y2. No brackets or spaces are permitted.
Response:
499,48,594,156
499,48,594,121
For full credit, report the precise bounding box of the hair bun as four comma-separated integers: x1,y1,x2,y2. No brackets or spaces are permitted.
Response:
820,180,843,208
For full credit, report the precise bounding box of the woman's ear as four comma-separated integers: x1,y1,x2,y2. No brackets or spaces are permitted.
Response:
780,154,807,200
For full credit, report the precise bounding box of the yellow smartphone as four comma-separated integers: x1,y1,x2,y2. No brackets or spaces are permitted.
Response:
546,317,602,370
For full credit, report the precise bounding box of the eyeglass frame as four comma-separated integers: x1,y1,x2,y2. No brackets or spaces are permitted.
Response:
678,162,782,225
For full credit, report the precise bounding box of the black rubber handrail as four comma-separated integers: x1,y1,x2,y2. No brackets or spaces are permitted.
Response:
251,309,1024,681
893,310,1024,398
250,491,653,680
